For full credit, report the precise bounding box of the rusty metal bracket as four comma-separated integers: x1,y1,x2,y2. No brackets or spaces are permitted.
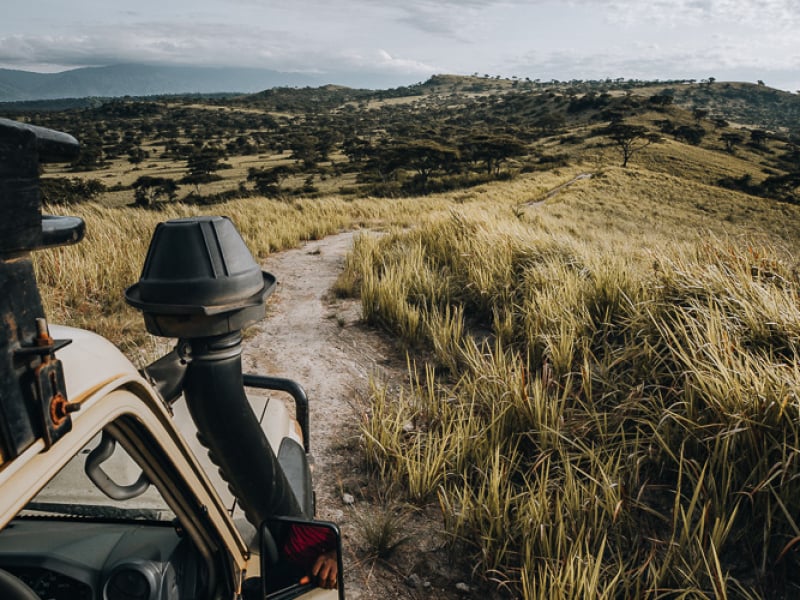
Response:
13,319,79,449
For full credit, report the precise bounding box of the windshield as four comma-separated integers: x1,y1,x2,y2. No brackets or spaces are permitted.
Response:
21,430,175,522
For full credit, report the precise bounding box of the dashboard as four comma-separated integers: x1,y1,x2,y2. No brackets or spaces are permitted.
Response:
0,517,207,600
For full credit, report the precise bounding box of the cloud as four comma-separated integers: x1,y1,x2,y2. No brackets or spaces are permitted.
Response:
1,0,797,91
0,24,293,69
0,20,440,79
573,0,800,30
363,0,528,39
506,32,799,87
375,49,440,73
489,0,800,89
363,0,800,31
361,0,521,9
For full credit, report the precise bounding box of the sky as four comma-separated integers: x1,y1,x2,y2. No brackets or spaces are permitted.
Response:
1,0,798,91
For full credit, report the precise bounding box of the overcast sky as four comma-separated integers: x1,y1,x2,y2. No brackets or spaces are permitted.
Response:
1,0,798,91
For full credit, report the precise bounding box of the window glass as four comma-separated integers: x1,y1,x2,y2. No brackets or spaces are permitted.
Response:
22,431,174,522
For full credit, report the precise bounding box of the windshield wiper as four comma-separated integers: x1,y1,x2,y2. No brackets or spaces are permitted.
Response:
21,502,163,521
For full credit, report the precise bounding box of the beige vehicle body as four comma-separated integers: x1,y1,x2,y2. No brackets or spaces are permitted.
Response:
0,326,251,587
0,327,339,600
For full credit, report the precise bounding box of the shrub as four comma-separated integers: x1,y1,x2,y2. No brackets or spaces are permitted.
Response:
40,177,106,205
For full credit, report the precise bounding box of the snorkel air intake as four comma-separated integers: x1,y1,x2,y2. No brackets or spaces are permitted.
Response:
125,216,303,525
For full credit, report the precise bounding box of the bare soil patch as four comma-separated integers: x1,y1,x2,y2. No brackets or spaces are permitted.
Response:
524,172,594,206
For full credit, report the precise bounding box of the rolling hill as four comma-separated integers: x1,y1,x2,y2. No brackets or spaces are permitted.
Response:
0,64,324,101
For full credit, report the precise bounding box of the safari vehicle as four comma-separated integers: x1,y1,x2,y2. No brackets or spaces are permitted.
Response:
0,118,344,600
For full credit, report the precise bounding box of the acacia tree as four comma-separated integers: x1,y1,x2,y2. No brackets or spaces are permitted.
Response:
70,135,105,172
749,129,769,148
674,125,706,146
721,132,744,154
461,134,527,175
760,143,800,202
184,146,225,183
314,127,342,162
361,141,405,183
40,178,106,205
127,146,148,165
760,172,800,203
342,137,372,164
606,123,659,167
132,176,178,207
394,140,460,187
247,165,292,197
360,139,460,192
648,94,674,108
289,135,322,169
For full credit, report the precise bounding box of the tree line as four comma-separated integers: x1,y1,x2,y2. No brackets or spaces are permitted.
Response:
15,77,798,206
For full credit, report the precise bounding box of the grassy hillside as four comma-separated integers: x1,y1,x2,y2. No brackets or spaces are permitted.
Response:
667,81,800,133
9,73,794,211
538,166,800,247
343,172,800,598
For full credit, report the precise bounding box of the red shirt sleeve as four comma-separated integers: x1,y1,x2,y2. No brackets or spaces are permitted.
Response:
283,524,337,568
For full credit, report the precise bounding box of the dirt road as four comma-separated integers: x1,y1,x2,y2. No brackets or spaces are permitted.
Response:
242,231,471,599
244,231,383,517
243,231,402,598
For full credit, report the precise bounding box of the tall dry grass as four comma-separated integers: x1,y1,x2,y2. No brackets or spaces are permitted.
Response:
35,168,597,362
35,193,460,363
349,199,800,597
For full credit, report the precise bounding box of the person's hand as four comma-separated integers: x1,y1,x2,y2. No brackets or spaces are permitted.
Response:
311,549,338,589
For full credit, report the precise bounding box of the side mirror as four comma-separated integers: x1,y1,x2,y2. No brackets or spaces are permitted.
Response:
261,517,344,599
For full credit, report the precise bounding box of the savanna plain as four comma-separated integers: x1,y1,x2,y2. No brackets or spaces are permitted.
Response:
9,74,800,598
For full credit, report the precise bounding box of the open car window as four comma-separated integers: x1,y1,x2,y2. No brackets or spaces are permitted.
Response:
0,420,216,600
20,430,175,522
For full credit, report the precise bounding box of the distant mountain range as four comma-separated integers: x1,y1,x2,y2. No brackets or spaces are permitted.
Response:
0,64,391,102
